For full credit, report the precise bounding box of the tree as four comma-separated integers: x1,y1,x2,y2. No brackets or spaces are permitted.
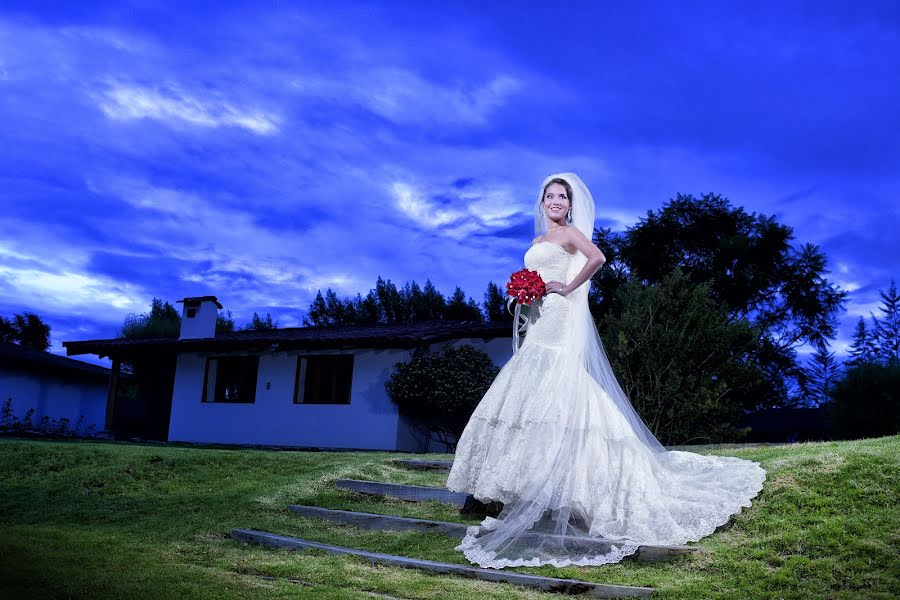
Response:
446,286,484,321
304,276,482,326
847,317,878,366
119,298,181,339
799,340,839,407
601,268,758,445
242,312,279,331
0,311,51,351
604,193,847,409
483,281,512,323
118,299,254,337
845,280,900,368
216,310,235,334
872,279,900,363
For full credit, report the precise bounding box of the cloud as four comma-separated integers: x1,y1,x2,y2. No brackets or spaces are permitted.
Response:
96,83,280,135
290,68,522,128
389,179,523,238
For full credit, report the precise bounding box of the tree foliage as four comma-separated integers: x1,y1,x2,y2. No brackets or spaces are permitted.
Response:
384,344,500,451
799,340,840,407
244,312,279,331
847,317,879,366
119,298,273,338
872,279,900,363
601,269,758,445
304,276,485,326
119,298,182,339
595,193,847,409
0,311,51,351
845,279,900,367
483,281,513,324
825,359,900,440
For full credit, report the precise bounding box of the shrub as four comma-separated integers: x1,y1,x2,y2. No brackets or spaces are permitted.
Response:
385,344,500,451
0,398,98,438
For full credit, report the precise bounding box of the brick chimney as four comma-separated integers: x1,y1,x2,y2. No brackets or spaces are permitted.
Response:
176,296,223,339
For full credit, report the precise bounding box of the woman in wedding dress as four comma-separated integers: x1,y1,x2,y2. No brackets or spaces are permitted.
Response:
445,172,766,569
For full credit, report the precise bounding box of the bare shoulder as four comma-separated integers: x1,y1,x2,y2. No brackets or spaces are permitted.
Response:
563,226,606,263
561,226,590,245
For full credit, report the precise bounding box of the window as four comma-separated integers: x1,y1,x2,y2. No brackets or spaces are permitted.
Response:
294,354,353,404
202,355,259,403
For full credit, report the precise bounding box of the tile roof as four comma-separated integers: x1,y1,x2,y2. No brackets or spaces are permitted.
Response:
1,340,111,378
63,319,511,359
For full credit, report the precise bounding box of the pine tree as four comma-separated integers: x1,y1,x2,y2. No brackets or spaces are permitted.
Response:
847,316,877,366
872,279,900,362
242,312,278,331
482,281,509,323
800,340,839,406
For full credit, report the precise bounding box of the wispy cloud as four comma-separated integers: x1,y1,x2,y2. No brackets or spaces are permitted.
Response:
292,69,522,127
97,83,279,134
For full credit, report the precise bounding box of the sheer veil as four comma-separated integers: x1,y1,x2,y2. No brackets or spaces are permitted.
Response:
536,173,666,455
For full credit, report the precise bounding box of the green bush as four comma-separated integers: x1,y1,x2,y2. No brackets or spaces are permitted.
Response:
385,343,500,451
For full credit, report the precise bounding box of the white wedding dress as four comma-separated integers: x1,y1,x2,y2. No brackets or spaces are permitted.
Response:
446,240,767,569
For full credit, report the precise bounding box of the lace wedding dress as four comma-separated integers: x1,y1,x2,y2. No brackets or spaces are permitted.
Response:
445,239,767,569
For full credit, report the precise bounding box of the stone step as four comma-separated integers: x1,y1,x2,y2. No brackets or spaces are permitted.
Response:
290,504,470,537
335,478,471,506
391,458,453,471
288,504,699,563
231,529,656,598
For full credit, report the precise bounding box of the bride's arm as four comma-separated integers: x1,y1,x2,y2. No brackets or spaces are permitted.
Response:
560,228,606,296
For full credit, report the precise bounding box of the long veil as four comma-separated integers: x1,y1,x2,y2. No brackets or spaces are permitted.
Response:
539,173,667,456
453,173,765,569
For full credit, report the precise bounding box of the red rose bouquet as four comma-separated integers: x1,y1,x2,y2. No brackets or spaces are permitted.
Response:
506,267,546,306
506,268,545,351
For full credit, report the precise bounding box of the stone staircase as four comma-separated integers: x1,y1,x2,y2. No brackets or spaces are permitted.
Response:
231,457,703,597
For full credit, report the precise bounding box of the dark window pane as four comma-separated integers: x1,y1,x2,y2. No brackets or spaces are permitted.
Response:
203,356,259,403
296,354,353,404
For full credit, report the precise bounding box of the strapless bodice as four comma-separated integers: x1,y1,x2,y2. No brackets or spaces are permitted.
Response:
524,241,572,282
521,241,573,350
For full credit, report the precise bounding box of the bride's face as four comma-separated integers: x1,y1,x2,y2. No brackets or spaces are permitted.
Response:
543,183,570,222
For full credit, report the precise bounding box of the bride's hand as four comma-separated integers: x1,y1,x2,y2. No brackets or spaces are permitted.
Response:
545,281,568,296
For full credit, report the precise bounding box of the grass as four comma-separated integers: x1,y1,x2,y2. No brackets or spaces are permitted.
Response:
0,435,898,599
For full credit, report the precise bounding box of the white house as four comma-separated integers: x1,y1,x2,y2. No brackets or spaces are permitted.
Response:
0,340,109,433
63,296,513,452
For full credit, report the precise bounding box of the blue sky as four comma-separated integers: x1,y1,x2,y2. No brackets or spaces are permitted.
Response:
1,1,898,367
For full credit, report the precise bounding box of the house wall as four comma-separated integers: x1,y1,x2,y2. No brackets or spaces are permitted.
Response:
167,335,512,451
0,365,108,433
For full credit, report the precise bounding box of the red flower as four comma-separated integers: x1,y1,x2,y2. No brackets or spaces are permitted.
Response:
506,268,546,306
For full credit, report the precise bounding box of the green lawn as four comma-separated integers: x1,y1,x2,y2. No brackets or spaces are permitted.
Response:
0,435,897,599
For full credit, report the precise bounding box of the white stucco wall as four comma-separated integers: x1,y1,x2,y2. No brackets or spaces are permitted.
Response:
0,366,108,433
167,335,512,451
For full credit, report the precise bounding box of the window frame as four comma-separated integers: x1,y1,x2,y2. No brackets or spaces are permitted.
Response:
201,354,260,404
293,353,354,405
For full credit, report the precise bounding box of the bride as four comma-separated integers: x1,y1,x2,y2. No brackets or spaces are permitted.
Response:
445,172,766,569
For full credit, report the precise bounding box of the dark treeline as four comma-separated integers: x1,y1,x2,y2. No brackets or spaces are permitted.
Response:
303,278,508,326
